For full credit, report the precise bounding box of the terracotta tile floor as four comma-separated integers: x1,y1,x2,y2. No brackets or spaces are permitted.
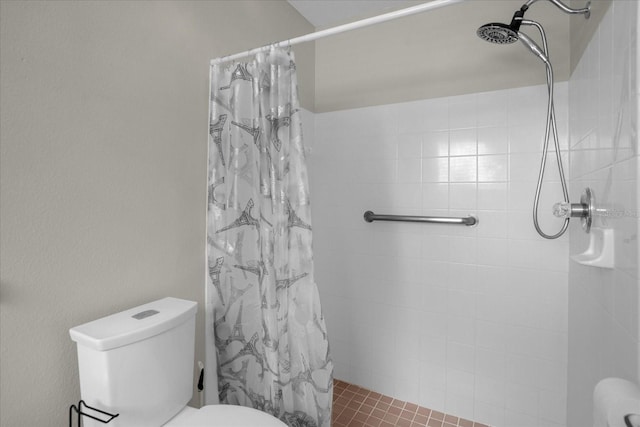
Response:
331,380,490,427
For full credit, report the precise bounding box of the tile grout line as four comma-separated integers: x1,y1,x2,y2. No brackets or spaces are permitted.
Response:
331,379,490,427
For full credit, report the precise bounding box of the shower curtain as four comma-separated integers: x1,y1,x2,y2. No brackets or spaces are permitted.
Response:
205,48,333,427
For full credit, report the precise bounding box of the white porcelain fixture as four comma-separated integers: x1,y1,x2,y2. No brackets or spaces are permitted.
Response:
593,378,640,427
70,297,286,427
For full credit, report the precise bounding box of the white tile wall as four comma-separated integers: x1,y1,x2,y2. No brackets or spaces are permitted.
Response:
567,1,640,426
311,82,571,426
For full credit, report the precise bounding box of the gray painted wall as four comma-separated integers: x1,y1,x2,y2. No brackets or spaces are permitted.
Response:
0,1,314,425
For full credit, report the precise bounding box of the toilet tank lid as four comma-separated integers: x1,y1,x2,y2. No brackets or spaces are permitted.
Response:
69,297,197,351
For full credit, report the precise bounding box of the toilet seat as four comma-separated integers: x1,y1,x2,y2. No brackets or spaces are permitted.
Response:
164,404,287,427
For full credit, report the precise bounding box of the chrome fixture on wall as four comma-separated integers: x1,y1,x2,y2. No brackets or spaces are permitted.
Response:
477,0,590,239
364,211,478,226
553,187,594,233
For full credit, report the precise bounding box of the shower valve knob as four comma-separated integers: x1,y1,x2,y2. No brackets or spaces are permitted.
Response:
552,188,594,233
552,202,587,219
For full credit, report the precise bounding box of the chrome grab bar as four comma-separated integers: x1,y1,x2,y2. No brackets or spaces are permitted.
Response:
363,211,478,226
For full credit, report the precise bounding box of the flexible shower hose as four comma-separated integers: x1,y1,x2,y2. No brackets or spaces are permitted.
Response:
524,20,571,239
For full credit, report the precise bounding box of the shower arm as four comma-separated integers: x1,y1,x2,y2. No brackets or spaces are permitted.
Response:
522,0,591,18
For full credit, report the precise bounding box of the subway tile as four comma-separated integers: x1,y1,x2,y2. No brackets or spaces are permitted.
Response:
398,157,423,183
475,347,506,381
422,261,450,287
476,294,507,324
539,389,567,426
450,156,477,182
390,183,422,209
445,368,475,400
476,238,509,267
475,375,506,406
504,382,539,416
423,131,450,157
476,320,507,353
420,362,447,391
477,183,508,211
509,125,545,154
422,285,449,315
478,126,509,155
447,263,478,292
423,157,449,182
398,133,423,158
446,341,476,373
476,266,510,296
449,95,477,129
476,211,509,239
395,282,424,310
504,409,538,427
422,235,452,262
450,129,477,156
420,330,447,365
423,99,451,131
477,91,508,128
419,385,446,415
396,233,423,258
505,353,539,387
509,153,543,182
478,155,508,182
474,401,506,427
537,359,568,393
448,236,477,265
449,183,477,210
396,329,421,359
447,315,476,346
447,288,476,318
423,183,450,210
444,394,475,424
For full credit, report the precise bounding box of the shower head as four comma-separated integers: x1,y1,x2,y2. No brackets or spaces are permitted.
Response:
477,0,590,46
477,22,519,44
477,8,550,66
476,7,526,45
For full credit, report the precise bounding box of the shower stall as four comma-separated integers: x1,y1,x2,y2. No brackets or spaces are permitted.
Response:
305,2,639,427
207,0,639,426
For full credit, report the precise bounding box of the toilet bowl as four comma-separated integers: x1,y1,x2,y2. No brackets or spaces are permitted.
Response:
165,405,286,426
69,297,286,427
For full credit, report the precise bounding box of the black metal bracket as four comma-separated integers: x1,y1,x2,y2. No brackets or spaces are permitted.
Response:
69,400,119,427
625,413,640,427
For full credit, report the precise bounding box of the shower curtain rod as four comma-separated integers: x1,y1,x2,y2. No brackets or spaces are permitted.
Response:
210,0,466,65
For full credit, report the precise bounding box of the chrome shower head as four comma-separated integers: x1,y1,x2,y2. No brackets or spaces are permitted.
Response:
477,7,526,45
477,22,519,44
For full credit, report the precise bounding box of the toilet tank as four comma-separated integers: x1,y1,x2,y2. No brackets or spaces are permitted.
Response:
70,297,198,427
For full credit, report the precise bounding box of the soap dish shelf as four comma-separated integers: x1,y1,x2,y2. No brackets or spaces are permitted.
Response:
571,227,615,269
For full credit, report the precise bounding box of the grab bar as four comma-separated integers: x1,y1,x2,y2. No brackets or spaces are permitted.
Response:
364,210,478,226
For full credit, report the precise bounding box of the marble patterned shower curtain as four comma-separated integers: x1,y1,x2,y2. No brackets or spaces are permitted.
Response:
205,48,333,427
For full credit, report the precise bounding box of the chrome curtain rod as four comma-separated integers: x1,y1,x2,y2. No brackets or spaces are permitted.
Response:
210,0,467,65
364,211,478,226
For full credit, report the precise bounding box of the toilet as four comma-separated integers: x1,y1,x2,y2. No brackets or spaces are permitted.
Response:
69,297,286,427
